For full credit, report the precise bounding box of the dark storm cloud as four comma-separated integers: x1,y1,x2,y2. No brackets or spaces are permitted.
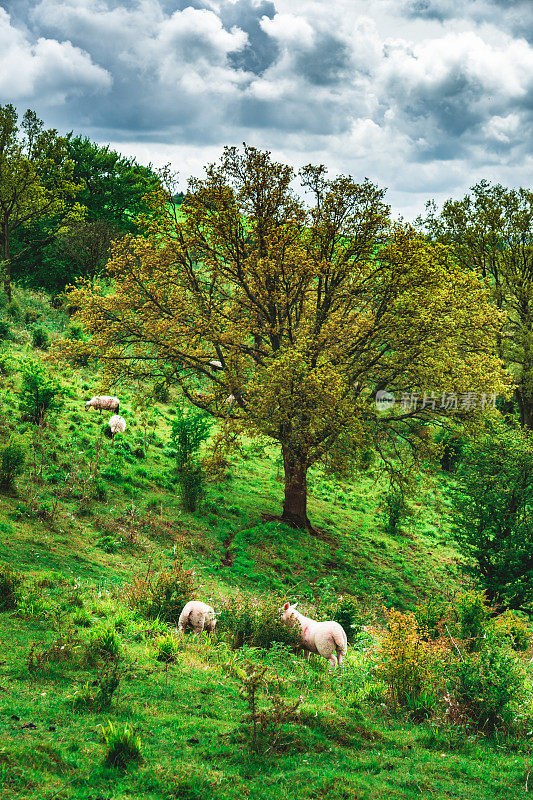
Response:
220,0,279,75
294,32,351,87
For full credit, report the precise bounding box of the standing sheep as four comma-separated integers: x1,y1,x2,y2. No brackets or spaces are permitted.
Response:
109,415,126,436
280,602,347,670
85,395,120,413
178,601,217,634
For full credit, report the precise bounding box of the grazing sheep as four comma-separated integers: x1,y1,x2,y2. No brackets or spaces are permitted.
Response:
208,359,223,370
108,415,126,436
280,602,347,670
85,395,120,413
178,601,217,634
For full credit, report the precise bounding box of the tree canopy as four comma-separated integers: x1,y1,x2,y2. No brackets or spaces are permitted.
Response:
64,145,505,529
420,181,533,428
0,105,82,300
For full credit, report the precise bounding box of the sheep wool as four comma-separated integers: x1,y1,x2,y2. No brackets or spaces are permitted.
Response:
85,395,120,413
178,601,217,634
109,415,126,435
281,602,347,670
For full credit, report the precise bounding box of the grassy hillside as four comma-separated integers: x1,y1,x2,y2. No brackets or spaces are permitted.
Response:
0,287,531,800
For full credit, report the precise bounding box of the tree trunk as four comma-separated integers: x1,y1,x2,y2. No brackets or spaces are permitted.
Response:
1,224,11,303
281,445,311,529
515,388,533,430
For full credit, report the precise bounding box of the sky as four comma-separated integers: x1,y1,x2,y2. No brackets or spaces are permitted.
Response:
1,0,532,219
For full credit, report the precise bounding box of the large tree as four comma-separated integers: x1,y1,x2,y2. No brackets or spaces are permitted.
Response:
0,105,82,301
421,181,533,428
64,146,504,529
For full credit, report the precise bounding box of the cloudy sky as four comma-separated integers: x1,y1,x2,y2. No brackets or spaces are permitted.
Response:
1,0,532,218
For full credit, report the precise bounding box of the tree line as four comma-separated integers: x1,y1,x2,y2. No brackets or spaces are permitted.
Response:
0,104,160,299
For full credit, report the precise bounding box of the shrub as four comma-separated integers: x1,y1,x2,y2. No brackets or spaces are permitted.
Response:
19,361,62,424
373,609,451,708
217,594,301,651
383,488,408,536
457,591,489,650
0,292,7,309
124,560,197,624
170,408,211,472
414,595,453,641
101,721,142,769
6,301,21,322
330,595,362,644
156,635,178,663
178,459,206,512
0,320,10,340
0,564,22,611
455,636,524,731
0,437,25,493
84,628,121,665
491,611,531,652
451,423,533,610
31,327,49,350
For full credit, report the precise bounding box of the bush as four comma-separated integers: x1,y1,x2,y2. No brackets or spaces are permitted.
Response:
0,564,22,611
456,636,524,731
451,423,533,610
457,591,489,649
0,437,25,493
178,459,206,512
19,361,62,424
101,721,142,769
84,628,121,665
217,594,302,651
124,560,197,624
31,327,49,350
373,609,451,708
491,611,531,652
325,595,362,643
170,408,211,472
156,635,178,663
6,301,21,322
383,488,408,536
0,320,10,340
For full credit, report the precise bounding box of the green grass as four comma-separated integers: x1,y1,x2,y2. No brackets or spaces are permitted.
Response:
0,285,530,799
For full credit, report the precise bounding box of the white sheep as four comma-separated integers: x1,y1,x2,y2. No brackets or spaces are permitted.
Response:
108,415,126,436
208,359,223,370
85,395,120,414
178,601,217,634
280,602,347,670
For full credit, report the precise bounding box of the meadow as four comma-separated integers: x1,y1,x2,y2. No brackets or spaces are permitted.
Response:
0,286,532,800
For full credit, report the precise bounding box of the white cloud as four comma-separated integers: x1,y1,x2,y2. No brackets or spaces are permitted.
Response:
0,7,111,101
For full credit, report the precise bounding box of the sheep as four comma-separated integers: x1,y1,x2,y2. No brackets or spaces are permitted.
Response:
178,601,217,634
208,359,223,370
85,395,120,414
280,602,347,670
108,415,126,436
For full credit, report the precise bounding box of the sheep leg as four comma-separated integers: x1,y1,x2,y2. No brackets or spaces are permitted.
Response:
337,652,344,672
328,654,338,671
